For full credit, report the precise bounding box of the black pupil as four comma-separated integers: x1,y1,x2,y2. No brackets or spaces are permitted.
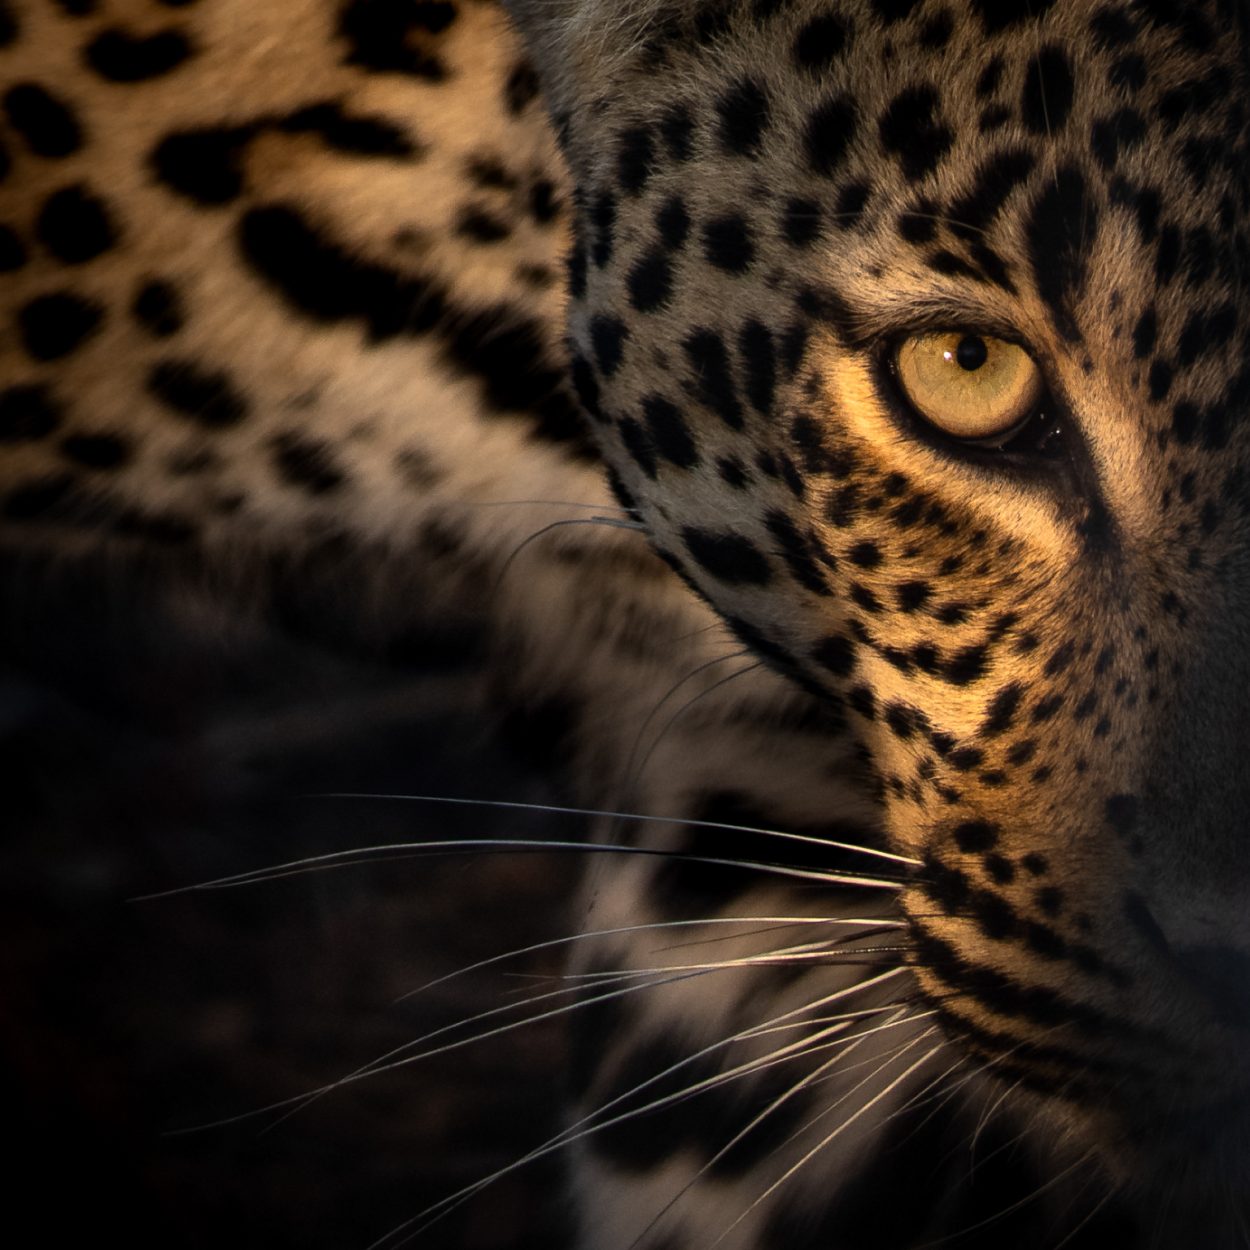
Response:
955,335,988,371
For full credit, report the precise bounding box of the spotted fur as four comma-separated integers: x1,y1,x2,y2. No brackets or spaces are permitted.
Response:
5,0,1250,1246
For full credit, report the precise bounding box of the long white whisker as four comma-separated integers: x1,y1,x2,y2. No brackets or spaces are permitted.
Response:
169,966,701,1136
136,836,907,901
368,969,911,1249
712,1029,945,1246
394,915,902,1004
313,793,920,867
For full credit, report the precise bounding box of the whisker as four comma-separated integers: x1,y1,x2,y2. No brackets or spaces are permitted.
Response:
712,1028,946,1246
621,647,752,783
460,499,638,516
394,914,901,1003
311,792,922,867
170,966,703,1136
496,514,648,586
917,1149,1097,1249
368,969,912,1249
136,834,907,901
652,1008,942,1227
1049,1177,1120,1250
629,1004,944,1246
627,659,763,789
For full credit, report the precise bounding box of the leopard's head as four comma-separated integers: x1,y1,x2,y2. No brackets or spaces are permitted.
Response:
507,0,1250,1221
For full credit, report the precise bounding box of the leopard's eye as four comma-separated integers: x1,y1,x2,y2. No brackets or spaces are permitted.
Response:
893,332,1044,444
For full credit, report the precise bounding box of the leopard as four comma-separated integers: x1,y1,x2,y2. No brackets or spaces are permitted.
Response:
4,0,1250,1247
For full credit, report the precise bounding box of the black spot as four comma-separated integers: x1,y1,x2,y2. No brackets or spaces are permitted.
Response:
146,360,250,427
84,27,192,81
590,316,628,377
684,330,743,429
766,511,830,596
1090,5,1137,49
982,683,1023,736
18,293,103,361
812,633,857,677
738,320,775,416
240,203,586,449
272,433,346,494
1108,53,1148,93
456,206,511,243
946,644,989,686
1131,305,1157,358
0,385,62,443
835,181,871,228
641,395,698,469
627,249,673,313
896,580,932,612
1021,46,1074,135
618,126,654,195
0,0,16,43
659,103,695,161
954,820,1000,853
718,456,750,489
717,78,770,156
35,184,116,263
1090,108,1147,170
782,197,822,247
590,192,616,268
1043,641,1076,678
848,540,882,569
805,94,857,177
879,85,952,181
504,61,540,115
617,418,658,478
971,0,1057,33
151,127,252,204
870,0,921,20
60,433,130,469
950,740,980,770
1155,224,1181,285
1026,166,1098,341
703,213,754,273
278,101,421,158
656,196,690,249
338,0,454,79
976,57,1005,98
681,527,772,585
239,203,441,331
0,223,27,270
984,854,1015,885
918,9,954,47
566,236,587,300
793,14,850,72
569,355,602,423
132,280,184,337
898,206,936,243
3,83,83,157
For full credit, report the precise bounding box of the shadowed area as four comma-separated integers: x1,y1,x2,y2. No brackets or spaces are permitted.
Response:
2,559,579,1250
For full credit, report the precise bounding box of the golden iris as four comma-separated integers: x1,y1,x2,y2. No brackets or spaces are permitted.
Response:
894,332,1043,443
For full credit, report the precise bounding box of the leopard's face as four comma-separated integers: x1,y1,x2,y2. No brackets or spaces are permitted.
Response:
509,0,1250,1213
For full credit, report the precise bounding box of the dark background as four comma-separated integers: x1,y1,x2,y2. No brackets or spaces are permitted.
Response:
3,559,579,1249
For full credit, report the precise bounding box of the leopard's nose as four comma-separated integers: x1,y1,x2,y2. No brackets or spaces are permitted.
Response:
1126,892,1250,1029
